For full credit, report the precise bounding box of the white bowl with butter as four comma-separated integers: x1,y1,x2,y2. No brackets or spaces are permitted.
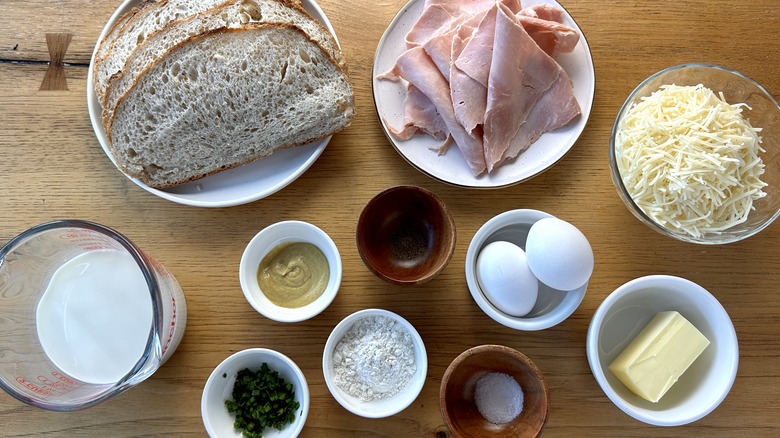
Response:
239,221,342,322
586,275,738,426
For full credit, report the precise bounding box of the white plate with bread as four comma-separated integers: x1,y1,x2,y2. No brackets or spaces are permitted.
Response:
372,0,595,188
87,0,351,207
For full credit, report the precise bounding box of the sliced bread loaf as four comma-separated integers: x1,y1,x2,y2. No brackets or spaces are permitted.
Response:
101,0,345,121
107,23,355,188
93,0,229,103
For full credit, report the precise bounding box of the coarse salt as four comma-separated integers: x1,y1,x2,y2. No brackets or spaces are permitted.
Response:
474,372,524,424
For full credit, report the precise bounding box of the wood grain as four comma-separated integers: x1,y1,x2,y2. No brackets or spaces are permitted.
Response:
1,0,779,437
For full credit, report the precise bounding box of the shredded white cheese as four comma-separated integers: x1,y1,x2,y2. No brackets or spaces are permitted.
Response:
615,84,767,238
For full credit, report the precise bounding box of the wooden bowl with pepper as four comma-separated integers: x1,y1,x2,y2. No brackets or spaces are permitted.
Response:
356,185,456,286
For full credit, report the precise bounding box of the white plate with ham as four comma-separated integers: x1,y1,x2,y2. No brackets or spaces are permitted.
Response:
372,0,594,188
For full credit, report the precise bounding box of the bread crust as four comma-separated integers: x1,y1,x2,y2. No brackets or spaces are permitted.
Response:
93,0,163,102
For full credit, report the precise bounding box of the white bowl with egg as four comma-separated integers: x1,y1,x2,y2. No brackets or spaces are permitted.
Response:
239,221,341,322
610,63,780,244
586,275,738,426
465,209,591,331
322,308,428,418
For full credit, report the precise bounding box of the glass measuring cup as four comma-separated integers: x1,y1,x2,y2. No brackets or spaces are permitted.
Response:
0,220,187,410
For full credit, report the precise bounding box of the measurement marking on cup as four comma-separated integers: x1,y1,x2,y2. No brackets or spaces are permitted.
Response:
14,370,86,399
161,295,178,356
36,373,83,397
15,377,51,396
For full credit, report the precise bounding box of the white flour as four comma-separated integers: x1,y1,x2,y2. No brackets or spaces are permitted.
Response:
332,315,417,402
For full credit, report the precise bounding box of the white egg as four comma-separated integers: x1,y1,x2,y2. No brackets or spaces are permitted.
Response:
525,217,594,291
476,241,539,317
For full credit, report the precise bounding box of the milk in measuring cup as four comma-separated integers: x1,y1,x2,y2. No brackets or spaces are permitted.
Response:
36,250,153,385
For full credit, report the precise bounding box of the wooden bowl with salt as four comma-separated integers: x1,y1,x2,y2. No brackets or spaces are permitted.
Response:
440,344,550,438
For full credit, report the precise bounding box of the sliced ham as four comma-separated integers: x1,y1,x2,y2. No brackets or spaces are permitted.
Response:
517,15,579,55
450,9,489,135
405,4,460,48
406,0,495,47
422,14,469,79
454,0,522,88
386,84,449,142
483,3,561,171
390,46,487,175
379,0,582,176
425,0,499,15
518,3,565,22
501,73,581,166
453,6,496,88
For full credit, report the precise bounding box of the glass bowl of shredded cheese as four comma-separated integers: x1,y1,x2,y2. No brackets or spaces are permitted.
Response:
610,63,780,244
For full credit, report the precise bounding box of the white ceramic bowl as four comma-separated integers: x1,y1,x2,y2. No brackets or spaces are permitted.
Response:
586,275,738,426
465,209,587,331
201,348,309,437
322,309,428,418
240,221,341,322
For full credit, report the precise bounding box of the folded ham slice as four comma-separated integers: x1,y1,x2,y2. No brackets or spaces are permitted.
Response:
406,0,495,47
386,46,487,175
422,14,469,79
517,14,580,55
501,72,580,164
454,0,522,88
387,84,449,142
483,3,564,171
450,9,489,135
518,3,564,21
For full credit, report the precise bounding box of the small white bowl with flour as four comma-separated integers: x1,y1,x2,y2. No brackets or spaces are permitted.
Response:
322,308,427,418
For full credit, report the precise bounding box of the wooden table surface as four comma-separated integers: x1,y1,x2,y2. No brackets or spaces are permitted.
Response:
1,0,779,436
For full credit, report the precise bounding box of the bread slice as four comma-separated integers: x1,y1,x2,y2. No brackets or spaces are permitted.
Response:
106,23,355,188
94,4,144,63
93,0,229,103
93,0,160,64
101,0,346,121
101,0,243,118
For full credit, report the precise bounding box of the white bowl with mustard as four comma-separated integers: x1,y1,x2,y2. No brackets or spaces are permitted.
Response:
240,220,342,322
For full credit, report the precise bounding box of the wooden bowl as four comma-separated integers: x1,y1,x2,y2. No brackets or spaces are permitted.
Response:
356,185,456,285
440,345,550,438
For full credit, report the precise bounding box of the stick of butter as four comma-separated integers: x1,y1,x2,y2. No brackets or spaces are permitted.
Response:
608,311,710,403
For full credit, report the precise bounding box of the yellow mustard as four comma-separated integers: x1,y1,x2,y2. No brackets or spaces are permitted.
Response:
257,242,329,308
